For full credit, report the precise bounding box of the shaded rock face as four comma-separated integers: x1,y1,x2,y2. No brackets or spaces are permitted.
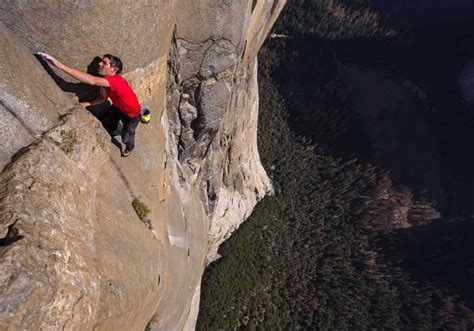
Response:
0,1,284,330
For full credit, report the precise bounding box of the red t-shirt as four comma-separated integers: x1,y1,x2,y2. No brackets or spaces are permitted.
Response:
105,75,141,118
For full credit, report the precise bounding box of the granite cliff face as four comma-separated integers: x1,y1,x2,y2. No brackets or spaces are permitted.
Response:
0,1,284,330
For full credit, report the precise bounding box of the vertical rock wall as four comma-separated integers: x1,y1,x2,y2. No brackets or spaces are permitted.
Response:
0,1,285,329
168,0,285,262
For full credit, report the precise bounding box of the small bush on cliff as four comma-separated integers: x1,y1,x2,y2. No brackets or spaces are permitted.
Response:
59,129,77,155
132,198,150,221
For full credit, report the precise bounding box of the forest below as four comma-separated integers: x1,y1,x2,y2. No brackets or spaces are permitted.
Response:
198,0,474,329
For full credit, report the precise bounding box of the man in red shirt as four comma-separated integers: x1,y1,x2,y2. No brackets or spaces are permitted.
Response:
40,53,141,157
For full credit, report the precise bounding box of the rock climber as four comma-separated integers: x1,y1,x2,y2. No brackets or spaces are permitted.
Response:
39,53,141,157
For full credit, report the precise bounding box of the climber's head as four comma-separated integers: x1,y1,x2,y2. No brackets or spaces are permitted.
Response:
98,54,123,76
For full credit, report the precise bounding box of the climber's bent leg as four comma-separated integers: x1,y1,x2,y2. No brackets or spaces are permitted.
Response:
106,105,122,136
120,113,140,151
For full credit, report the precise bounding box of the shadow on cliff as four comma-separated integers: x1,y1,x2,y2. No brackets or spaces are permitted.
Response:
35,55,122,153
0,221,24,247
377,217,474,308
35,55,114,118
36,55,99,99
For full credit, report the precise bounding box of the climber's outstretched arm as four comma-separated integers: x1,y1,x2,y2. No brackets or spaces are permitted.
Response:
39,52,110,87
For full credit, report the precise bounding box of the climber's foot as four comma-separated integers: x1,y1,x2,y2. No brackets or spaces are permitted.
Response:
122,148,133,157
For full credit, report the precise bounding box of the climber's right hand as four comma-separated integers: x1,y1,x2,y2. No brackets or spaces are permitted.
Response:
38,52,64,69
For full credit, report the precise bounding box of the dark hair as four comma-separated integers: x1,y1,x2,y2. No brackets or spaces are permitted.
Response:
103,54,123,74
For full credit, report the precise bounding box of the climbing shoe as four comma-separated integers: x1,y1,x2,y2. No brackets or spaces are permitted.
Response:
122,148,133,157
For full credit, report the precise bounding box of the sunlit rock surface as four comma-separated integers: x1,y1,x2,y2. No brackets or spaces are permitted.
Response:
0,1,285,330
